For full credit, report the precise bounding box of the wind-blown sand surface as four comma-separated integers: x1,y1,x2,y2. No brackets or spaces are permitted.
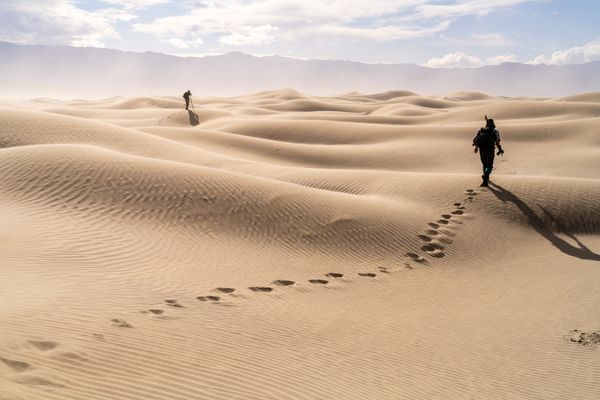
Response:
1,89,600,399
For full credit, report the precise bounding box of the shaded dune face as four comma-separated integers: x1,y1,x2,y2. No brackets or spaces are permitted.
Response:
1,90,600,400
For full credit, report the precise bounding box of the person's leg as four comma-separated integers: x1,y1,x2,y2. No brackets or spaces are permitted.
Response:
482,151,495,186
479,150,494,186
484,151,495,178
480,151,487,175
185,98,189,110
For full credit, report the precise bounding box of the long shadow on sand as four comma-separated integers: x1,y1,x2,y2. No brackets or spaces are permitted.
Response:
488,182,600,261
188,110,199,126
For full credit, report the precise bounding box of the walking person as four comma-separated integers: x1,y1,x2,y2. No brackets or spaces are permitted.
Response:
473,116,504,187
183,90,192,110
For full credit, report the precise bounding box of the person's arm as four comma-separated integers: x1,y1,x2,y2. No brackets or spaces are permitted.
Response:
473,132,479,153
495,130,504,155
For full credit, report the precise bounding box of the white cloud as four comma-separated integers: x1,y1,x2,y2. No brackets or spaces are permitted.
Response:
131,1,546,48
219,25,278,45
529,38,600,65
417,0,545,18
0,0,127,47
425,52,484,68
96,8,138,23
315,20,453,41
132,0,459,46
166,38,190,48
0,0,171,47
485,54,518,64
100,0,171,10
425,52,519,68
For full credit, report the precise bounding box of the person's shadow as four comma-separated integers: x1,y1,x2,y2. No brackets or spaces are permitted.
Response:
488,182,600,261
188,110,199,126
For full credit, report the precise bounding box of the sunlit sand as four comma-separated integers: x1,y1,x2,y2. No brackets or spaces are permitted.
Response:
1,90,599,399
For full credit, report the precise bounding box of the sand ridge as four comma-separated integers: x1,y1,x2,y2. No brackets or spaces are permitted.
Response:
1,90,600,399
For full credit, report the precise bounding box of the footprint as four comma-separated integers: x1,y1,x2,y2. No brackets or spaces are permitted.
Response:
165,300,184,308
436,219,449,225
421,244,446,258
110,319,132,328
428,222,440,229
453,203,462,207
325,273,344,278
568,329,600,347
406,252,426,262
0,357,31,372
196,296,220,302
149,309,164,315
404,262,414,270
466,196,474,200
377,267,390,274
358,273,376,278
421,243,444,252
308,279,328,285
417,235,432,242
441,214,452,219
27,341,58,352
214,287,235,294
248,286,274,292
451,210,464,215
425,229,439,236
427,250,445,258
272,280,295,286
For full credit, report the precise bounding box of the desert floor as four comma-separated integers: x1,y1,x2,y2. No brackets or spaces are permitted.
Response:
1,89,599,399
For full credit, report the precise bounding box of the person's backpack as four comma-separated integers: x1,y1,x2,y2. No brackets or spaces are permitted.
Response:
476,127,496,149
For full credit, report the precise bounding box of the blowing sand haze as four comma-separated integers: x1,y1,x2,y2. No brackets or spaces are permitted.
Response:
1,89,600,399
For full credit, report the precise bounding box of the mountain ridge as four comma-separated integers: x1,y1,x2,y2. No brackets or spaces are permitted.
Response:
1,41,599,98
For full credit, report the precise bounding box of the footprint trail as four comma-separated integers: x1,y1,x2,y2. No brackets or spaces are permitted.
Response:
112,188,480,327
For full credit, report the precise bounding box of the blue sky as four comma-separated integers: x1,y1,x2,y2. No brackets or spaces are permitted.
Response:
1,0,599,67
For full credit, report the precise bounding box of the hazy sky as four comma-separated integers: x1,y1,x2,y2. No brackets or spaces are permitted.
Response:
1,0,599,67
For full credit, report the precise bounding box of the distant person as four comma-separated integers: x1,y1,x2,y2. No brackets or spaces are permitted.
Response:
183,90,192,110
473,115,504,187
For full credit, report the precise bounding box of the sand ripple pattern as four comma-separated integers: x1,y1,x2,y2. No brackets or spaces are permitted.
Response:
2,91,600,399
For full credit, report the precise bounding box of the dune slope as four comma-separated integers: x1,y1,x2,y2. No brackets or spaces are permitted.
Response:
1,91,600,400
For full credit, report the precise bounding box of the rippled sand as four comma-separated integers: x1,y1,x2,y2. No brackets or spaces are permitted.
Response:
1,89,600,399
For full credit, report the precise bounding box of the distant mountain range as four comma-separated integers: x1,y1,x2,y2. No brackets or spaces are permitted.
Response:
1,42,599,98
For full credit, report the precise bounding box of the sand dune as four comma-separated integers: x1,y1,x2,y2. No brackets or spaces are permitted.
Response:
1,90,600,399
